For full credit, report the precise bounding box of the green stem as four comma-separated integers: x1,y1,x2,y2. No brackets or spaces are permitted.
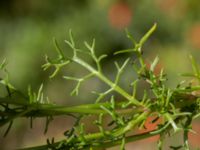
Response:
1,93,198,118
112,111,149,137
20,116,184,150
18,112,149,150
73,57,141,106
0,99,143,118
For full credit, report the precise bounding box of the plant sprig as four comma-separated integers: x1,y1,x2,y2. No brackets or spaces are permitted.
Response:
1,24,200,150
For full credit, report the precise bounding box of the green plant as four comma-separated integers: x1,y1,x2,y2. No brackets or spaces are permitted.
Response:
1,24,200,150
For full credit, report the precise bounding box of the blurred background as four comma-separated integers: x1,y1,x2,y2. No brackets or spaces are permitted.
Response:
0,0,200,149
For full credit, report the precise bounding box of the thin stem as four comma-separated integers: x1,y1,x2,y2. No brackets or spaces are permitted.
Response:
0,93,198,118
19,115,184,150
73,57,142,106
18,112,149,150
0,100,144,118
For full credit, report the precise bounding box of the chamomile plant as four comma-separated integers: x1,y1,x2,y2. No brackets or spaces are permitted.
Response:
1,24,200,150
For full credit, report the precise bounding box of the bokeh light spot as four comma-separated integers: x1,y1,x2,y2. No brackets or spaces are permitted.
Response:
188,24,200,49
108,2,132,30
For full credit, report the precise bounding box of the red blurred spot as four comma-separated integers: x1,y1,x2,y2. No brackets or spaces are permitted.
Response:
138,116,162,143
188,24,200,49
188,122,200,147
156,0,179,12
108,2,132,30
145,60,163,76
